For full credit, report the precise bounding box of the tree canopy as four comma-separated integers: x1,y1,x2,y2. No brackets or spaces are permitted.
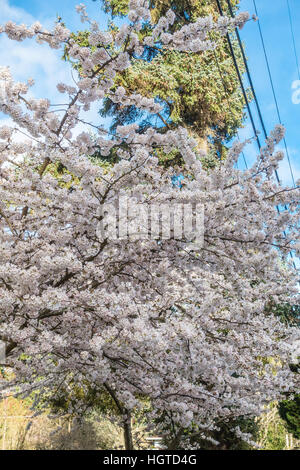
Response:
92,0,247,163
0,2,299,450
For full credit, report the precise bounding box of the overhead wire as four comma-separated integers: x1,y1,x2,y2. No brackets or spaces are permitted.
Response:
225,0,268,139
216,0,298,270
252,0,296,187
252,0,298,268
212,48,248,168
286,0,300,82
215,0,262,153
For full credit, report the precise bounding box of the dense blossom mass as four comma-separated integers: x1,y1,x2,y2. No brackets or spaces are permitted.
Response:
0,1,299,448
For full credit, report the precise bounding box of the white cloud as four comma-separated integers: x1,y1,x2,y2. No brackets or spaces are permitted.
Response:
0,0,72,103
0,36,72,101
0,0,34,23
0,0,106,137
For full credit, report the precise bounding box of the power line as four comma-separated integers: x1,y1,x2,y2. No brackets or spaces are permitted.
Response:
217,0,281,206
212,48,248,168
225,0,268,139
225,0,293,189
215,0,262,153
216,0,297,270
251,0,298,268
252,0,296,187
286,0,300,81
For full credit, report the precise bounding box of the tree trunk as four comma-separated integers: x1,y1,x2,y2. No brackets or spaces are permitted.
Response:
103,383,134,450
123,412,133,450
168,429,183,450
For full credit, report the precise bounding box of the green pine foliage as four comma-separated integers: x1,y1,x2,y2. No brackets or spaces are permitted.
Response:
89,0,248,163
279,395,300,440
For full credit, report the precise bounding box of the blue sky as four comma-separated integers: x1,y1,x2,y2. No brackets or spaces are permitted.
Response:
0,0,300,185
238,0,300,185
0,0,110,135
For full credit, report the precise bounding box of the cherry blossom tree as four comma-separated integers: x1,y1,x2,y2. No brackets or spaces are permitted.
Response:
0,1,299,449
